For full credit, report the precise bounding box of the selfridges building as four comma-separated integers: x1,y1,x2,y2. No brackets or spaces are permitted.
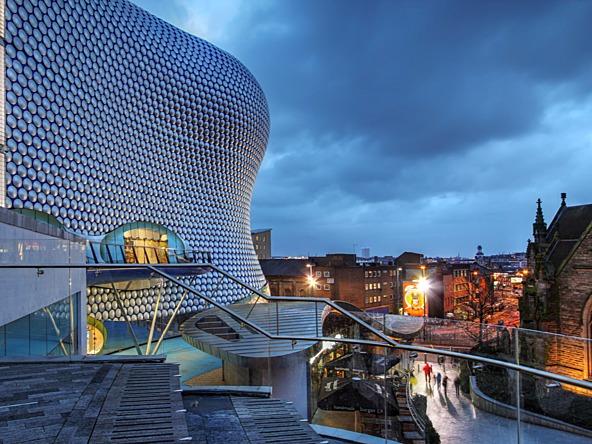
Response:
2,0,269,335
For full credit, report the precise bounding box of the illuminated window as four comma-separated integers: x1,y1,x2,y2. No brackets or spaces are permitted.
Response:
324,284,330,291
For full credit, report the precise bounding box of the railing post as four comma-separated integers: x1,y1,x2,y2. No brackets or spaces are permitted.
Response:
105,244,114,263
515,327,521,444
276,301,279,335
315,301,319,337
88,241,99,263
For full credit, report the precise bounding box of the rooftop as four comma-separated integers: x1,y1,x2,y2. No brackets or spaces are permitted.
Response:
0,356,347,444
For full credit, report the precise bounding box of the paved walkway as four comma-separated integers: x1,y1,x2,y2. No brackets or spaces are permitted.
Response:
413,359,592,444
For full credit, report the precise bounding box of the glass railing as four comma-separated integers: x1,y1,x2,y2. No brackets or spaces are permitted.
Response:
2,259,591,443
86,240,212,265
0,238,86,357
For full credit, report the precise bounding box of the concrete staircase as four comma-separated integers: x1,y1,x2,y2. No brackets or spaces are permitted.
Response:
195,315,240,341
395,383,425,444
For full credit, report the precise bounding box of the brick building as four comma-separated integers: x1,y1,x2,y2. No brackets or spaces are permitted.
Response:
258,258,312,297
440,263,492,319
521,193,592,381
309,254,403,313
260,254,413,313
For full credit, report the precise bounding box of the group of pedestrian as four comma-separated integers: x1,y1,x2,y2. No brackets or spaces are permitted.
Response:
423,359,461,397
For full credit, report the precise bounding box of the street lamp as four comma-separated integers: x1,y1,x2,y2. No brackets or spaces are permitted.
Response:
418,277,429,339
418,277,429,318
306,263,316,296
396,267,402,314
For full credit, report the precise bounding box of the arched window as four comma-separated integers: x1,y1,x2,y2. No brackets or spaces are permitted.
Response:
100,221,188,264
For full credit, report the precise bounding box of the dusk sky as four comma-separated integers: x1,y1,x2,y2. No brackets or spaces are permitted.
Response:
133,0,592,259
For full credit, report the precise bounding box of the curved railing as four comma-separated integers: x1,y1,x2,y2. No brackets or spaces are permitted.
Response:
2,260,592,443
4,261,590,392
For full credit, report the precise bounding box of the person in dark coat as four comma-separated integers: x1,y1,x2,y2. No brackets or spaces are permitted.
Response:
454,375,461,396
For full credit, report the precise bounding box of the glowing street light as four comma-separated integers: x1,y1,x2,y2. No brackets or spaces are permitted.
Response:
306,263,316,296
418,277,429,318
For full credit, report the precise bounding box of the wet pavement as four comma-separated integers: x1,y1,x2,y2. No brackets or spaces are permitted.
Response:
412,358,592,444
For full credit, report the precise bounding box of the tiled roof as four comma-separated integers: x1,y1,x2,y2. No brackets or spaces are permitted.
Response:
545,204,592,271
259,259,309,277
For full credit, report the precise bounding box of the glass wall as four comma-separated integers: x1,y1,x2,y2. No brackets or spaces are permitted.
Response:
99,221,189,264
0,292,80,356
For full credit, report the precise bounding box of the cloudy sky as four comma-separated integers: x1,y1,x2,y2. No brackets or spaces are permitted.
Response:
133,0,592,259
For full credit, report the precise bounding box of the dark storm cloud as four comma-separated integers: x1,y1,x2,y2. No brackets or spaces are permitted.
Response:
132,0,592,257
239,0,591,153
233,1,592,206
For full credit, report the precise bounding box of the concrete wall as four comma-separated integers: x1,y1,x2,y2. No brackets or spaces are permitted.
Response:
223,354,310,418
469,376,592,438
0,208,86,331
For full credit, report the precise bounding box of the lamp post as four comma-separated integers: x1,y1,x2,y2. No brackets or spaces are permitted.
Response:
418,276,429,340
418,277,429,318
306,263,315,296
396,267,402,314
419,265,427,317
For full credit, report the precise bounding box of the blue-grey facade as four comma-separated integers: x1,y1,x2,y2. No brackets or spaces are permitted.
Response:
3,0,269,323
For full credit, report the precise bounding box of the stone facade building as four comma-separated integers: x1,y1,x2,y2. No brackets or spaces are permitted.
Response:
522,193,592,381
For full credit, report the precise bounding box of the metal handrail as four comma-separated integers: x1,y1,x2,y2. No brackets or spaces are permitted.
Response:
405,372,427,440
2,262,592,392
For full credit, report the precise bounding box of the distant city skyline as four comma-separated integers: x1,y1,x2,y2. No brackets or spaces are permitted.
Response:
133,0,592,258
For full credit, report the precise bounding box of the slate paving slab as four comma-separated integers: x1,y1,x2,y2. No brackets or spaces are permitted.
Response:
0,360,188,444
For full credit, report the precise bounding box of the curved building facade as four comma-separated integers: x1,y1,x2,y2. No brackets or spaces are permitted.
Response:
3,0,269,323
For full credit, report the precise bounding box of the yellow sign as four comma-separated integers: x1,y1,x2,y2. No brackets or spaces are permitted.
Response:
403,282,425,317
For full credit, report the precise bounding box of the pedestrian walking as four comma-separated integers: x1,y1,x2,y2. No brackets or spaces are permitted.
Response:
436,372,442,390
454,375,461,396
409,373,417,395
442,375,449,396
423,362,432,384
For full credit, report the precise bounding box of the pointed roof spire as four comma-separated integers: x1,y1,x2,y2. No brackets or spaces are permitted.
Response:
533,198,547,244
